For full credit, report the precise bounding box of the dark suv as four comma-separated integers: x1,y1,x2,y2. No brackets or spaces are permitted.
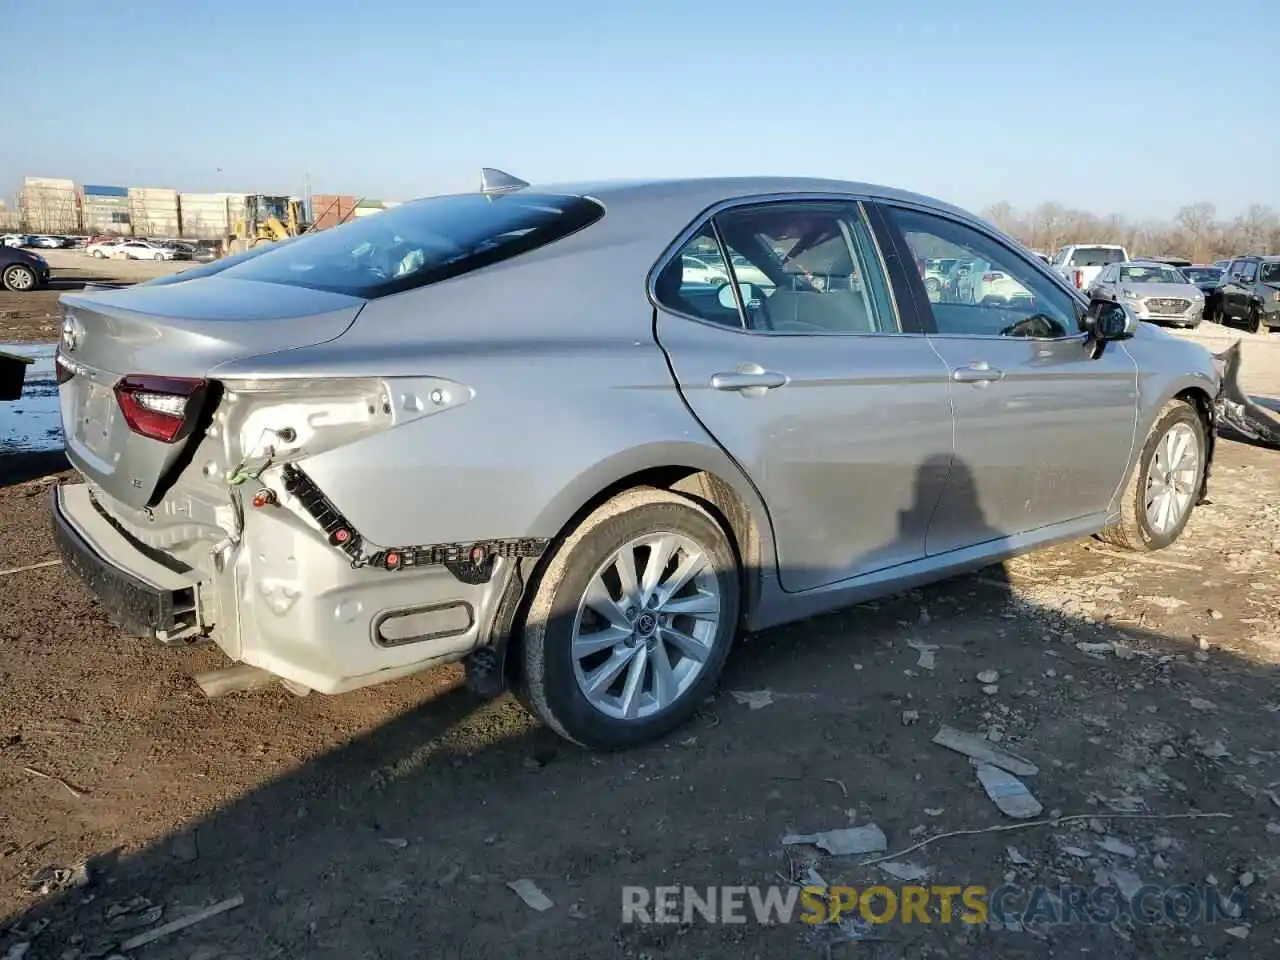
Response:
1206,256,1280,333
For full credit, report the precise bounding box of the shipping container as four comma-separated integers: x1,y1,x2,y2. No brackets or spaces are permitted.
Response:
21,176,80,233
351,199,401,219
128,186,180,237
179,192,247,239
80,186,132,235
310,194,358,229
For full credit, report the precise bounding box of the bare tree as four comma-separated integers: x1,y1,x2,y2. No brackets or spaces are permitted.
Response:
985,200,1278,263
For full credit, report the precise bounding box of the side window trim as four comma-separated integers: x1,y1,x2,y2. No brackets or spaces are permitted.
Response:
872,201,1089,343
647,193,917,338
862,201,933,334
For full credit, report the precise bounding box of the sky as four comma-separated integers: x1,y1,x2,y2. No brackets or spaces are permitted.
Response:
2,0,1277,221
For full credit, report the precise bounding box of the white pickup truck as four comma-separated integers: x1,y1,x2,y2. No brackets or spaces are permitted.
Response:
1049,243,1130,294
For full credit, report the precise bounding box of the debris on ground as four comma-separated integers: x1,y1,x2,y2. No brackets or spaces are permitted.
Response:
975,763,1043,819
1105,868,1144,902
26,862,90,895
878,860,930,882
506,879,554,912
3,943,31,960
931,725,1039,777
782,824,888,856
976,670,999,684
108,904,163,932
906,639,939,670
379,837,409,849
901,710,920,726
1075,641,1115,656
1224,925,1249,940
727,689,773,710
1097,836,1137,859
116,894,244,951
1006,846,1031,865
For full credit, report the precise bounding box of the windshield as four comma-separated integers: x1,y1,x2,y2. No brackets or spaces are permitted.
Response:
1119,265,1188,285
1068,247,1125,267
1182,267,1222,284
1260,263,1280,284
217,192,604,298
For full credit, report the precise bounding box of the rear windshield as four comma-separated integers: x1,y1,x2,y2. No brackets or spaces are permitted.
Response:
1068,247,1126,267
216,192,604,298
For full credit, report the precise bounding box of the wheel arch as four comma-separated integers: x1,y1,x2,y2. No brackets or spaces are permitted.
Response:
496,445,778,688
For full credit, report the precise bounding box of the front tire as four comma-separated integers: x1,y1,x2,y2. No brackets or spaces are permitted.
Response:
518,487,741,749
1099,399,1206,552
1250,307,1267,335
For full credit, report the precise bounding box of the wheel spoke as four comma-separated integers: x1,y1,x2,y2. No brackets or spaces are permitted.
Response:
619,645,649,719
584,645,638,696
656,550,707,603
583,575,631,631
613,546,642,610
572,624,631,659
660,624,709,663
650,640,678,709
660,591,719,618
640,535,679,599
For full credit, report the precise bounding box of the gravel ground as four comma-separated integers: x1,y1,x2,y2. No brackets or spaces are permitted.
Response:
0,297,1278,958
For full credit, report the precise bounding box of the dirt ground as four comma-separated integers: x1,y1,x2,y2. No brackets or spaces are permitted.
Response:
0,313,1278,958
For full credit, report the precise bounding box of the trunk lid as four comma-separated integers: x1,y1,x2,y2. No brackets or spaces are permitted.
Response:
57,276,365,509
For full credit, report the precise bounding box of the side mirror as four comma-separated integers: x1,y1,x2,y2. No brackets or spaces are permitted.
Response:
1087,298,1138,341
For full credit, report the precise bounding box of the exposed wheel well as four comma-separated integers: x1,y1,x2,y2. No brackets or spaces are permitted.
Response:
1174,386,1216,503
498,466,764,687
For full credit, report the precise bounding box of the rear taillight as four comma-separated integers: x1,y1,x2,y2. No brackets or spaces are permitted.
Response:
982,272,1005,283
54,352,76,384
114,375,207,443
1073,270,1084,288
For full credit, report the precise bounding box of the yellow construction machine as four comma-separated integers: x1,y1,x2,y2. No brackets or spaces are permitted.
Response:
226,195,306,253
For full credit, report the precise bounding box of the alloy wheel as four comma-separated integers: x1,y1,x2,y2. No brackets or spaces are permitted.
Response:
571,532,722,721
1144,422,1200,536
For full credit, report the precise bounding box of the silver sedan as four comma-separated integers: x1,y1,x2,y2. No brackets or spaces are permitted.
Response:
51,173,1222,749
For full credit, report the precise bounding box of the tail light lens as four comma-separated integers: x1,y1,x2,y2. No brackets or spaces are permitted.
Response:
1073,270,1084,288
114,375,207,443
54,352,77,384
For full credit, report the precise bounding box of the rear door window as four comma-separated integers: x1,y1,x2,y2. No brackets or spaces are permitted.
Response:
217,192,604,298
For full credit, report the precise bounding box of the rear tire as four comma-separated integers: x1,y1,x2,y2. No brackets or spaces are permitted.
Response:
1098,399,1206,552
517,487,740,750
2,264,36,291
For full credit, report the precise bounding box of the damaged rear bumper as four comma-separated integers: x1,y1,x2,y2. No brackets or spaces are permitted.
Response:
52,475,541,695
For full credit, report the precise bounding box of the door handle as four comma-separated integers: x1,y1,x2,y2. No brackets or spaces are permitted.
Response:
952,363,1005,384
711,366,788,395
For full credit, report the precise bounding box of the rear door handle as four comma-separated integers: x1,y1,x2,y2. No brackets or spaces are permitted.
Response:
952,362,1005,384
711,366,789,395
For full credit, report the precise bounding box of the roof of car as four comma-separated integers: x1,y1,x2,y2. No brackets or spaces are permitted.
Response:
516,175,981,222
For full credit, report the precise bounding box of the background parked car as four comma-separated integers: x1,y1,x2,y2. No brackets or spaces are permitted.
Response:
1050,243,1129,291
0,245,50,292
113,239,187,261
1205,255,1280,333
1181,264,1224,298
1086,260,1204,328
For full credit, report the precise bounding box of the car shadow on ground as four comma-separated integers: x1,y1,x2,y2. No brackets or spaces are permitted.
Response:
0,454,1276,959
